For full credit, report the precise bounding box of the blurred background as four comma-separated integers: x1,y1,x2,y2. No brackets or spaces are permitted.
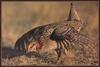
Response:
2,1,99,48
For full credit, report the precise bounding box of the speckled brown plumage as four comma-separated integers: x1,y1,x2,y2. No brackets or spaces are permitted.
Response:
14,3,97,64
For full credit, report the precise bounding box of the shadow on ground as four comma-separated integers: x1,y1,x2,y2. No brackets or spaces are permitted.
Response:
1,46,57,62
2,47,26,59
1,46,57,66
1,46,43,59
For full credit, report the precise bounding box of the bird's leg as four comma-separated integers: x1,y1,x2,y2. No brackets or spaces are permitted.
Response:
55,41,61,60
56,41,67,64
58,41,65,58
60,41,66,55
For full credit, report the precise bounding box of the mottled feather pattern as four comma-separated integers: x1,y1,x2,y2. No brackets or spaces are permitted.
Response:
14,3,98,64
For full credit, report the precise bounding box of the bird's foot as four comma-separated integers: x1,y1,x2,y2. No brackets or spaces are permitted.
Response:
55,59,63,65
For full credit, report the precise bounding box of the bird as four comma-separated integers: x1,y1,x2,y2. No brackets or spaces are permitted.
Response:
14,3,85,63
66,3,83,32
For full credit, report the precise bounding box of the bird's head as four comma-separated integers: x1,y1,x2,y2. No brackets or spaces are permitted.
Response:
26,40,42,53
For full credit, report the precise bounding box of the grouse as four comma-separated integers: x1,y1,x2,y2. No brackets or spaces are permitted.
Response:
15,3,84,62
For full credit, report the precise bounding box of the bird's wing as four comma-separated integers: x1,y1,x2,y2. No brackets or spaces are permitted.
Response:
50,26,97,60
50,25,96,49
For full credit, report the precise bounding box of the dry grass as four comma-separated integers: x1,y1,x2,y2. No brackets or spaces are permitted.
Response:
1,1,99,66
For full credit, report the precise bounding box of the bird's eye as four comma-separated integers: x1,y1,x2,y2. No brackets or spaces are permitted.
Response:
28,44,34,49
30,45,33,49
27,44,36,52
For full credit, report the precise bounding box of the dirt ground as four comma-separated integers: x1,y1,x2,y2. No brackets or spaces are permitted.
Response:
1,1,99,66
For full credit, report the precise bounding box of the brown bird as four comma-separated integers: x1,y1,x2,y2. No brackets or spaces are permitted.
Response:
14,3,84,63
